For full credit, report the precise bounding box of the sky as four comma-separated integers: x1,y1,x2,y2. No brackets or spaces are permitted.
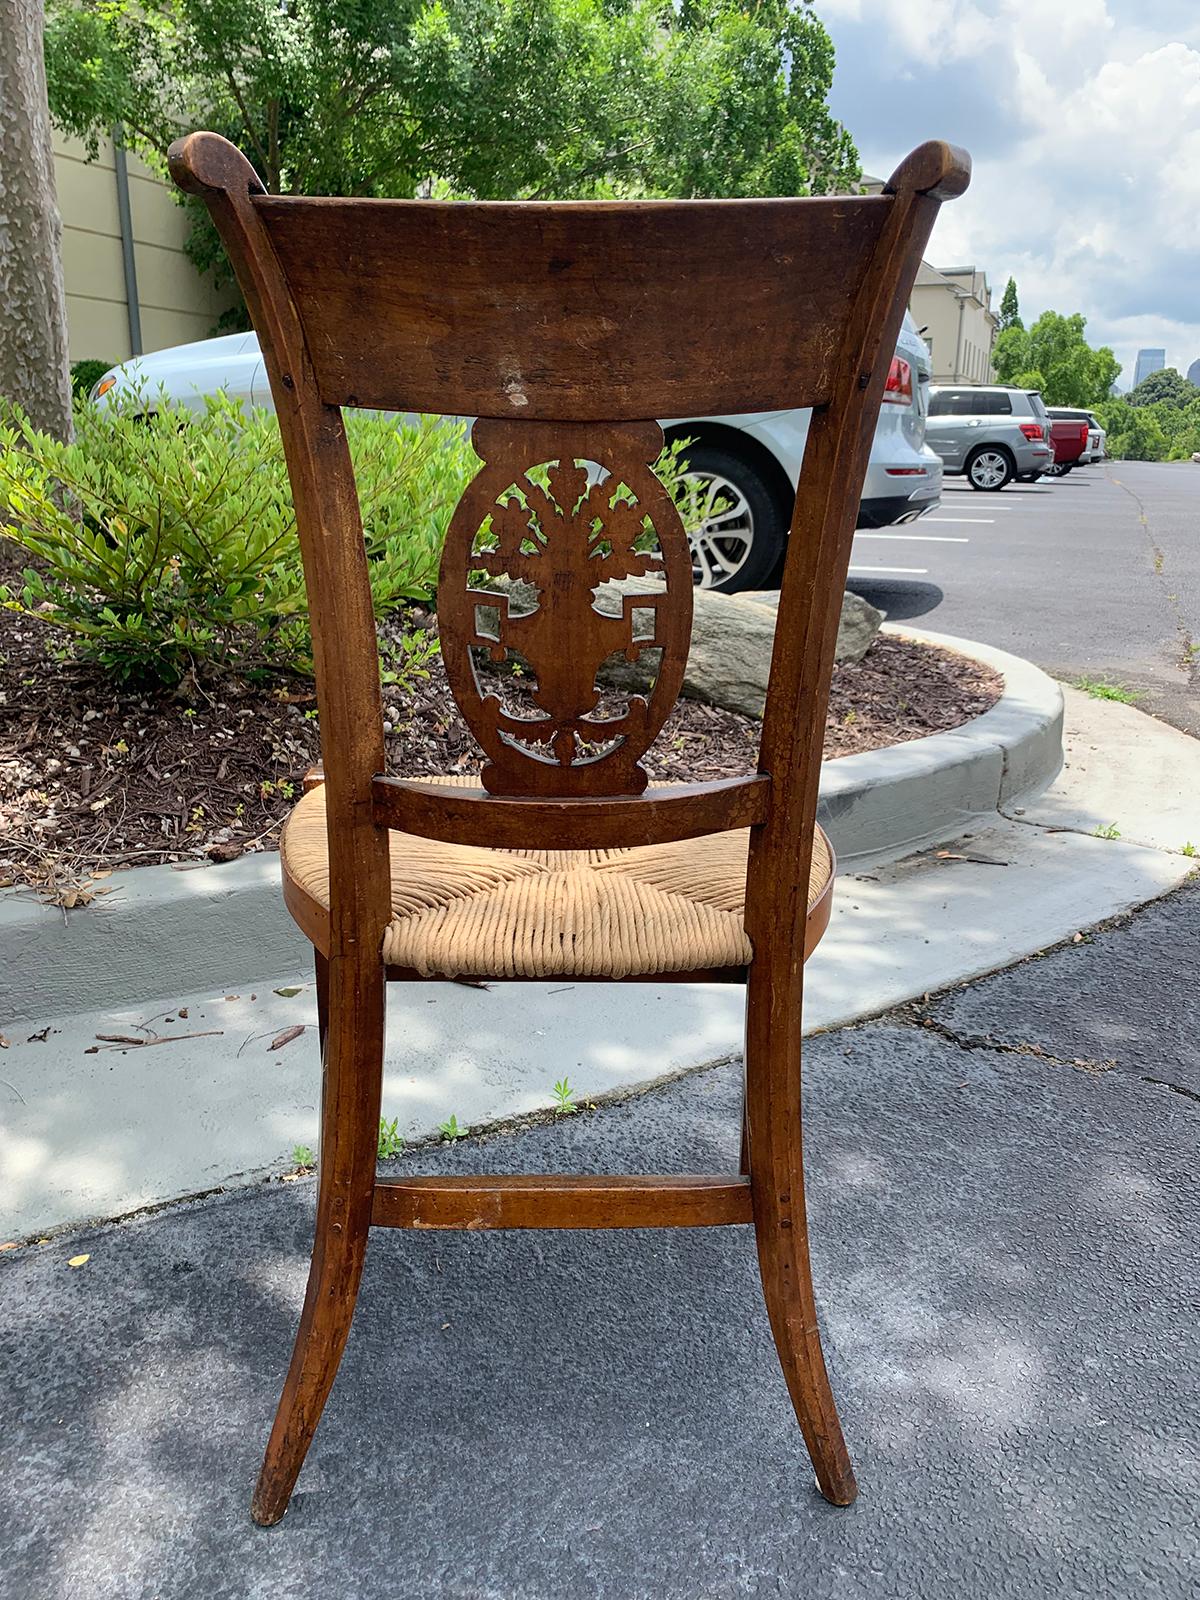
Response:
819,0,1200,388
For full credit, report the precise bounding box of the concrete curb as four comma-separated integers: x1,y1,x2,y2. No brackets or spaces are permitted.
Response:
818,626,1064,865
0,631,1062,1020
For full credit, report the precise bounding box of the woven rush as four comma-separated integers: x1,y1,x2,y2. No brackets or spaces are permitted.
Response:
281,778,832,979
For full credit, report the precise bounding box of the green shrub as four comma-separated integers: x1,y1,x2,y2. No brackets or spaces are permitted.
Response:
0,393,475,687
69,359,115,401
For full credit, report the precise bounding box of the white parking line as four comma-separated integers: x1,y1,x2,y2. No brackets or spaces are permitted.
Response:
847,565,928,575
924,517,994,525
854,532,968,543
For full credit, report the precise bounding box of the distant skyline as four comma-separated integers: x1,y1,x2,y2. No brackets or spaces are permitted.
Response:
819,1,1200,391
1133,348,1167,388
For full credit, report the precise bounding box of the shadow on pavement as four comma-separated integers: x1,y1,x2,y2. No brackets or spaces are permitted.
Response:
1,957,1195,1600
846,578,944,623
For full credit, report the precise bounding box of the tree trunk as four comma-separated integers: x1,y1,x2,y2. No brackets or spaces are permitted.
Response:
0,0,73,440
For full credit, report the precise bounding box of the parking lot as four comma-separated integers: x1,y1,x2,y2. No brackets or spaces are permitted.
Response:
848,462,1200,736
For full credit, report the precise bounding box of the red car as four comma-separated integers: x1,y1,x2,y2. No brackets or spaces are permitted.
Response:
1047,414,1089,477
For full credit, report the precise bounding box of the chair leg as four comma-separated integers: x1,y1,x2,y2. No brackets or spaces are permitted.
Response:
745,990,857,1507
251,950,385,1526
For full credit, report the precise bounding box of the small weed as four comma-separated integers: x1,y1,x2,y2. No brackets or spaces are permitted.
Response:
842,708,858,726
291,1144,314,1169
1092,822,1121,840
1074,677,1140,705
377,1117,404,1160
1182,841,1197,857
552,1076,576,1114
439,1113,468,1140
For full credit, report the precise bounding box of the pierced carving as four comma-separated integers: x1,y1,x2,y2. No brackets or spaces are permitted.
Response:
437,419,693,796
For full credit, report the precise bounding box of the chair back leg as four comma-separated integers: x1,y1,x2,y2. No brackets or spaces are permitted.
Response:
251,950,386,1526
745,972,858,1506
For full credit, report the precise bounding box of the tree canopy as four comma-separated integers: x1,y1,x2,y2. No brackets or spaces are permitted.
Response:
1125,367,1199,409
45,0,860,316
992,310,1120,409
1097,368,1200,462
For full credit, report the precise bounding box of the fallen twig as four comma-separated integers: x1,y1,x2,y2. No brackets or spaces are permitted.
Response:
87,1029,223,1053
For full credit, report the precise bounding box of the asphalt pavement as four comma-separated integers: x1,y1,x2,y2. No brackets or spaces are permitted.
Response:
849,461,1200,736
2,879,1196,1600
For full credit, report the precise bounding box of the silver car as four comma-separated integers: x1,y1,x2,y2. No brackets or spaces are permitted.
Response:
925,385,1055,490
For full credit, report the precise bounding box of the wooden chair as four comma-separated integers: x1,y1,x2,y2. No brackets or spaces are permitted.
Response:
169,132,969,1526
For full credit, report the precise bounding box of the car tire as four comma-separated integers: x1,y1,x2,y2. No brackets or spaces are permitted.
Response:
676,444,788,592
965,445,1014,491
1047,461,1072,476
1017,472,1043,483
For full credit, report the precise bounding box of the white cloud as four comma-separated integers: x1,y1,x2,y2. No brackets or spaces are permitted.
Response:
822,1,1200,385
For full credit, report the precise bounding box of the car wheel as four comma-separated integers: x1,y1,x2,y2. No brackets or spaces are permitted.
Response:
1047,461,1072,476
965,445,1014,491
676,445,787,592
1017,472,1043,483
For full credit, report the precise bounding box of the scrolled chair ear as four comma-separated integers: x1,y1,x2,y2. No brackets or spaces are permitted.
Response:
885,140,972,202
167,131,266,200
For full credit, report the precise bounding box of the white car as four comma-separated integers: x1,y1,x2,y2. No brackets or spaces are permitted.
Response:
94,312,942,593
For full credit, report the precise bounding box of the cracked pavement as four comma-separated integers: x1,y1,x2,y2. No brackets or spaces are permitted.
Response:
1,880,1196,1599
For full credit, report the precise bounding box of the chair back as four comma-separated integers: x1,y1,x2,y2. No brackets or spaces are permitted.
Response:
170,135,968,943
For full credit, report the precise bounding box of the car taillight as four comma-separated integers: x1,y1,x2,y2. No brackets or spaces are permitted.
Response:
882,356,913,406
1078,423,1089,445
1019,422,1043,441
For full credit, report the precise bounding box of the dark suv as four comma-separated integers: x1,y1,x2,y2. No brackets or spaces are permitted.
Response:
925,386,1055,490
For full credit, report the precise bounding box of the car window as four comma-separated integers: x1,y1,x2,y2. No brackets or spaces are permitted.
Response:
929,389,1011,416
1027,393,1049,421
929,391,970,416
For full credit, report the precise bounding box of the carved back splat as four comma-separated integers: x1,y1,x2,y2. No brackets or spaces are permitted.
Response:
438,419,692,796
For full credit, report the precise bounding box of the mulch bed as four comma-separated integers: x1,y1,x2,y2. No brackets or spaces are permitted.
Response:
0,596,1000,898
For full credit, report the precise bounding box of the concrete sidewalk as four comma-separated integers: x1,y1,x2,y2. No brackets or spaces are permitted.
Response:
1,879,1196,1600
2,683,1197,1239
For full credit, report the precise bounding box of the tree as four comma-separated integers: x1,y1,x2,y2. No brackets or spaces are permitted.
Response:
0,0,72,438
1099,368,1200,460
1125,367,1198,408
1095,400,1170,462
45,0,859,317
998,276,1021,332
993,311,1120,408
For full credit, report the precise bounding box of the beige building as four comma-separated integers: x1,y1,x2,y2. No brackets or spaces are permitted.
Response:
910,262,998,385
53,131,234,364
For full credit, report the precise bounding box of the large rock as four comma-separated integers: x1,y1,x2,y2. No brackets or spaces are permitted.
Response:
473,578,883,720
834,589,886,663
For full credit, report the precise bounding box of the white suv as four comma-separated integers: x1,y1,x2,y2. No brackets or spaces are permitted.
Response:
94,312,942,593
